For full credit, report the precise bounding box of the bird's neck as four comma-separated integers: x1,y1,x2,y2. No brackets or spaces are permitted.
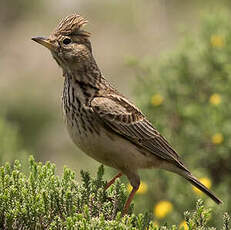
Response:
63,58,106,106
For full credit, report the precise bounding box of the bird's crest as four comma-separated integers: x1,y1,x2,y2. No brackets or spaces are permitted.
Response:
53,14,90,37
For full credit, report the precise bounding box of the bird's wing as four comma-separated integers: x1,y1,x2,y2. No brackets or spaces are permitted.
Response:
91,95,188,171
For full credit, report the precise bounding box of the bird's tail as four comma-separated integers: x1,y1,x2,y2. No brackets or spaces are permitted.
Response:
184,173,222,204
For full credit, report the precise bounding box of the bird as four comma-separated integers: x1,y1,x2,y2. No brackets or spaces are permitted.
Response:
32,14,222,215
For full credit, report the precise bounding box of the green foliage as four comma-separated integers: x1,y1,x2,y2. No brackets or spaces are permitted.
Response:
127,12,231,227
184,200,213,230
0,157,230,229
0,157,145,229
0,98,57,152
183,200,230,230
0,116,28,165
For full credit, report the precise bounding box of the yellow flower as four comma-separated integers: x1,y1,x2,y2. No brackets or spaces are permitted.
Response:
209,93,221,105
151,94,164,106
212,133,224,145
210,35,224,48
127,181,148,194
193,177,212,195
154,200,173,219
179,220,189,230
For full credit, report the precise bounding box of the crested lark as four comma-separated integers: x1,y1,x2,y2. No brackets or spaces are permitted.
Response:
32,14,222,215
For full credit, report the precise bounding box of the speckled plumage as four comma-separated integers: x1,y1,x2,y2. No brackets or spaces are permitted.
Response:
32,14,222,214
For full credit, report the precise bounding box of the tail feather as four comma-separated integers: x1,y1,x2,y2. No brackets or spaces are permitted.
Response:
185,174,222,204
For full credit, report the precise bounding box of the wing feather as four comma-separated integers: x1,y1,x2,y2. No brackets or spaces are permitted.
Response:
91,96,189,171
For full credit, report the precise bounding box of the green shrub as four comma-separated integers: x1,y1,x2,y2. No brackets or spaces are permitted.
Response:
0,157,230,229
0,157,149,229
126,12,231,227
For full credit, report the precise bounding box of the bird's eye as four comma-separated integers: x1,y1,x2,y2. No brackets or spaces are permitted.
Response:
63,38,72,45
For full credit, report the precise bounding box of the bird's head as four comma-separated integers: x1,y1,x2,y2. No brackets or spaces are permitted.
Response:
32,14,92,72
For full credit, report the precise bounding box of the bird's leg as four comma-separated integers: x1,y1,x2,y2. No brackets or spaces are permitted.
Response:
122,174,140,216
122,184,139,216
105,172,122,190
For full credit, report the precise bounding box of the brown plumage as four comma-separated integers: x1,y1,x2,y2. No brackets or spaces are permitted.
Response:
32,14,222,215
53,14,90,37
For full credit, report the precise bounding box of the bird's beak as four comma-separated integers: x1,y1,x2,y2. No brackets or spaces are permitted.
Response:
32,36,56,51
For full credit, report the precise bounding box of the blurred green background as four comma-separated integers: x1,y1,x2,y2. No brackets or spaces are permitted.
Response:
0,0,231,228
